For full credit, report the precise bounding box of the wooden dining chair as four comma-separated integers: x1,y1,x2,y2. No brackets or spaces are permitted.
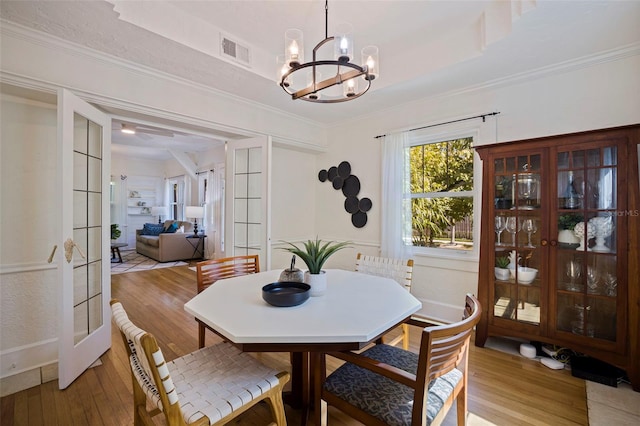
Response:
110,299,289,426
196,254,260,348
314,294,481,426
355,252,414,349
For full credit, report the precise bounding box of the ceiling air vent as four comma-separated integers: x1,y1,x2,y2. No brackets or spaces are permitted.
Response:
220,33,251,68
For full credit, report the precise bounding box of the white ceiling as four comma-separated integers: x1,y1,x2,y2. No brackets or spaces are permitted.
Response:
2,0,639,157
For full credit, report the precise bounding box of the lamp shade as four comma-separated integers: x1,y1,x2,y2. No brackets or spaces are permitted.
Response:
151,206,168,216
185,206,205,220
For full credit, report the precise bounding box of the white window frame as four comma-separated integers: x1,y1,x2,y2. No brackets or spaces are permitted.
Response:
166,176,186,221
406,127,481,261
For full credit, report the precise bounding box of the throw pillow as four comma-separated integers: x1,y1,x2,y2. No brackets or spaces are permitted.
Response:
176,226,185,234
163,222,178,233
141,223,164,236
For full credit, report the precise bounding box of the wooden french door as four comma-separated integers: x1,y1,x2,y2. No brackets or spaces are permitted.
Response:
57,89,111,389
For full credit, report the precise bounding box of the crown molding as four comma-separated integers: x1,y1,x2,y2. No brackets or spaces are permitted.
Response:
447,41,640,98
337,41,640,129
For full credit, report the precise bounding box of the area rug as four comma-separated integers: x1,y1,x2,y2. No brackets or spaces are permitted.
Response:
110,250,188,275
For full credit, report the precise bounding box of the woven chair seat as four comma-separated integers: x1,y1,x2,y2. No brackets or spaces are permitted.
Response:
324,344,462,426
166,343,282,424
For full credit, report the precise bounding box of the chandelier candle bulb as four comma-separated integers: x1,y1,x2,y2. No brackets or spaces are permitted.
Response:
334,23,353,62
344,79,356,97
285,29,303,67
362,46,379,80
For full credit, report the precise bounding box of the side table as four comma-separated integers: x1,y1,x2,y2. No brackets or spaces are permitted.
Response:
110,242,127,263
186,234,206,259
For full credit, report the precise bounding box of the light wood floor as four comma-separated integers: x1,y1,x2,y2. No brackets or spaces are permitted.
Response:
1,266,588,425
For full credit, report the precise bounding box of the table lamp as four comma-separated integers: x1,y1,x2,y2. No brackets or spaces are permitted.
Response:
185,206,205,236
150,206,168,224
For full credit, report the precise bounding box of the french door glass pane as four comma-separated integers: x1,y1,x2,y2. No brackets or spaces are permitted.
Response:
233,147,262,256
72,112,103,346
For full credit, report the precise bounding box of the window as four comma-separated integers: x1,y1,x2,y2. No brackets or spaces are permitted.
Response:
167,177,185,220
409,137,475,253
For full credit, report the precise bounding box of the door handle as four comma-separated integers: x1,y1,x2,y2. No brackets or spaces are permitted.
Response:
63,238,86,263
48,245,57,263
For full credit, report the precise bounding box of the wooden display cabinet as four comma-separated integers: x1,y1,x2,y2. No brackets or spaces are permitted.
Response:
475,125,639,391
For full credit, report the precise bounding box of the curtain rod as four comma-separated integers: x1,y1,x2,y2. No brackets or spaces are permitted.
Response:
374,111,500,139
196,169,214,175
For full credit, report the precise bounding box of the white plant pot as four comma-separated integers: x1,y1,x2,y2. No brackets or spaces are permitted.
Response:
304,271,327,296
494,267,511,281
558,229,580,244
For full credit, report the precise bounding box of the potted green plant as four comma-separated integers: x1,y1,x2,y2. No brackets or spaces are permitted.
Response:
280,237,351,296
495,256,511,281
111,224,121,241
558,214,583,245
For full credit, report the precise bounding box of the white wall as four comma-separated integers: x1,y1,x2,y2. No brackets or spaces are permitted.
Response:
270,145,319,270
0,95,59,394
319,54,640,321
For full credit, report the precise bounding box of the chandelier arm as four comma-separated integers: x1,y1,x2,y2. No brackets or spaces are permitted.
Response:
288,66,366,99
300,78,372,103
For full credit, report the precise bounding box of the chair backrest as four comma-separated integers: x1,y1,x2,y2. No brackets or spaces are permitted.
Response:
414,294,481,411
355,253,414,290
110,299,184,422
196,254,260,293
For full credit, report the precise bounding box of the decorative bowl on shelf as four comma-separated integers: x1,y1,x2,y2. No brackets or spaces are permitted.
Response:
510,266,538,285
262,282,311,307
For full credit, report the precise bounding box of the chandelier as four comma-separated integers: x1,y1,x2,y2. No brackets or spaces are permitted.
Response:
278,0,379,103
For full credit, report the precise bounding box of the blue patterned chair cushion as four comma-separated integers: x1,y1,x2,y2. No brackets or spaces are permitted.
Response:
323,344,462,426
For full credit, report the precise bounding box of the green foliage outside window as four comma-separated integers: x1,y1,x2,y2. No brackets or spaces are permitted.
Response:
409,137,474,248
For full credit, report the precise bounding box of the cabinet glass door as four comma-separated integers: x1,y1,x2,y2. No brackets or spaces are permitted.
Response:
554,145,619,342
492,153,543,326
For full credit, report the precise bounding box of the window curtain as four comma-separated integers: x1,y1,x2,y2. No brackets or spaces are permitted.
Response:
381,131,412,259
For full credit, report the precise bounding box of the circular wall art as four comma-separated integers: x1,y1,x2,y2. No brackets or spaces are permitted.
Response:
318,161,372,228
337,161,351,178
342,175,361,197
327,166,338,181
351,211,368,228
332,177,344,190
359,197,372,212
344,196,359,214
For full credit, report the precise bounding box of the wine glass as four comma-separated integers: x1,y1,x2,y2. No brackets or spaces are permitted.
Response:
566,259,582,291
494,216,506,246
505,216,520,246
522,218,537,247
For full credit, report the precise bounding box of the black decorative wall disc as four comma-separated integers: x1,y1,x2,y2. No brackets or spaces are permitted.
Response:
359,197,372,212
352,211,368,228
327,166,338,181
342,175,360,197
318,169,328,182
344,196,359,213
332,177,344,190
338,161,351,178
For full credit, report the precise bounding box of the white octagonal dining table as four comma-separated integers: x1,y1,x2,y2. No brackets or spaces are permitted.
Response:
184,268,421,424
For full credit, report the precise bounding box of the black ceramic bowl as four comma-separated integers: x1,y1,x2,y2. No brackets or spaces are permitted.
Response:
262,282,311,307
